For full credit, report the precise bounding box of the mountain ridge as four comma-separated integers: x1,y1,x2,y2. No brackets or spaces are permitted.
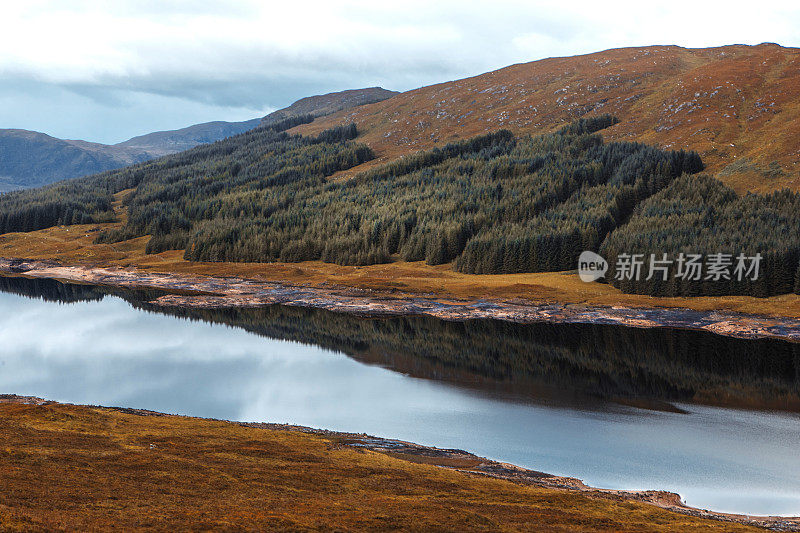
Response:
293,44,800,193
0,129,151,192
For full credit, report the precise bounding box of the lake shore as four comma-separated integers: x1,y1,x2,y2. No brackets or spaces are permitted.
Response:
3,257,800,343
0,394,795,531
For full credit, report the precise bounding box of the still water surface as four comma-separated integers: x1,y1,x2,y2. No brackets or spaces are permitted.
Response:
0,276,799,516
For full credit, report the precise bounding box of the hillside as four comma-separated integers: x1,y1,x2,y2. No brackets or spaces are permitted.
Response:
0,117,691,258
294,44,800,193
5,114,800,297
3,47,800,302
0,87,396,191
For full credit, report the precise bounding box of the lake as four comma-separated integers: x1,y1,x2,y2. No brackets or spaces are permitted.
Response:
1,275,799,516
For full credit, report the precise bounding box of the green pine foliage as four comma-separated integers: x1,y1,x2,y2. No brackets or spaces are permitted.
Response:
0,114,320,235
0,113,708,273
177,115,702,267
107,122,373,255
600,174,800,296
0,178,116,233
796,265,800,295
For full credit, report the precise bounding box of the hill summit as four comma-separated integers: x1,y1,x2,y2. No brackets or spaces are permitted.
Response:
295,44,800,193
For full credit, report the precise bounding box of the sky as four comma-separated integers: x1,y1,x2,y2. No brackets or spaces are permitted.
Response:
1,0,798,144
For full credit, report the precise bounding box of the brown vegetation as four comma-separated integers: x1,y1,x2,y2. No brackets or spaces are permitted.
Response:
294,44,800,193
0,398,765,532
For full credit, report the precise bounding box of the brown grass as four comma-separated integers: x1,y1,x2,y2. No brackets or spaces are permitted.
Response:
0,400,763,532
294,43,800,194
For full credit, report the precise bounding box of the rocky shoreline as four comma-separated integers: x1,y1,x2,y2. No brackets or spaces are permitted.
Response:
3,257,800,343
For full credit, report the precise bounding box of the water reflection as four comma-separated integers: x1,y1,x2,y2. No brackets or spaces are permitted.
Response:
165,304,800,413
4,275,797,412
1,274,799,516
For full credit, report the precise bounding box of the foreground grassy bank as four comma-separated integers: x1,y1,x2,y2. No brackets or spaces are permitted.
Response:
0,397,768,532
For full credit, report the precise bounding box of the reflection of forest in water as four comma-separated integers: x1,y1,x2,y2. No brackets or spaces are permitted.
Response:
0,275,164,304
3,274,800,412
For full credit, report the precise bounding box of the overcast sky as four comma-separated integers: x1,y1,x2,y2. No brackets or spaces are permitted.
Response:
1,0,798,144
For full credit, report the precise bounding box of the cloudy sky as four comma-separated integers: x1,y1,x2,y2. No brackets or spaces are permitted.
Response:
1,0,798,144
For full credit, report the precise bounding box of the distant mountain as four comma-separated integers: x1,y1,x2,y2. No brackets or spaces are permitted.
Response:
0,87,397,192
115,118,263,158
0,129,150,192
296,44,800,193
0,120,260,193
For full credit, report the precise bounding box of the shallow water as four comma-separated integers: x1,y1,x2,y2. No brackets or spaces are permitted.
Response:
1,276,799,516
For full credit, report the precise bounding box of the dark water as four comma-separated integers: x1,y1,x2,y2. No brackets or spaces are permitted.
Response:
1,275,799,516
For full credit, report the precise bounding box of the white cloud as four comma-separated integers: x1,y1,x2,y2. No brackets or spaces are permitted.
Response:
0,0,798,143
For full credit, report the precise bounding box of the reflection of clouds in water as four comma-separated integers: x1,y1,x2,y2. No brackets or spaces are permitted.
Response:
1,290,800,516
0,293,332,417
2,297,183,358
3,294,283,361
238,356,479,427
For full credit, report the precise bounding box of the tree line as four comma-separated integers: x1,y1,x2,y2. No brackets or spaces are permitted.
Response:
600,174,800,296
5,111,800,297
0,114,320,234
88,113,701,269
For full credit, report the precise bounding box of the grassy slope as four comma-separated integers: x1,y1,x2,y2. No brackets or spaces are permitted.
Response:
3,192,800,319
0,399,762,532
295,44,800,193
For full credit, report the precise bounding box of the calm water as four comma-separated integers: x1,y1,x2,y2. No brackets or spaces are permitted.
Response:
1,276,799,516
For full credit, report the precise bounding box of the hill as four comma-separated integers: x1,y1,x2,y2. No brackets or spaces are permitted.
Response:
260,87,398,126
0,121,257,192
5,112,799,298
0,87,396,191
294,44,800,193
3,47,800,301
